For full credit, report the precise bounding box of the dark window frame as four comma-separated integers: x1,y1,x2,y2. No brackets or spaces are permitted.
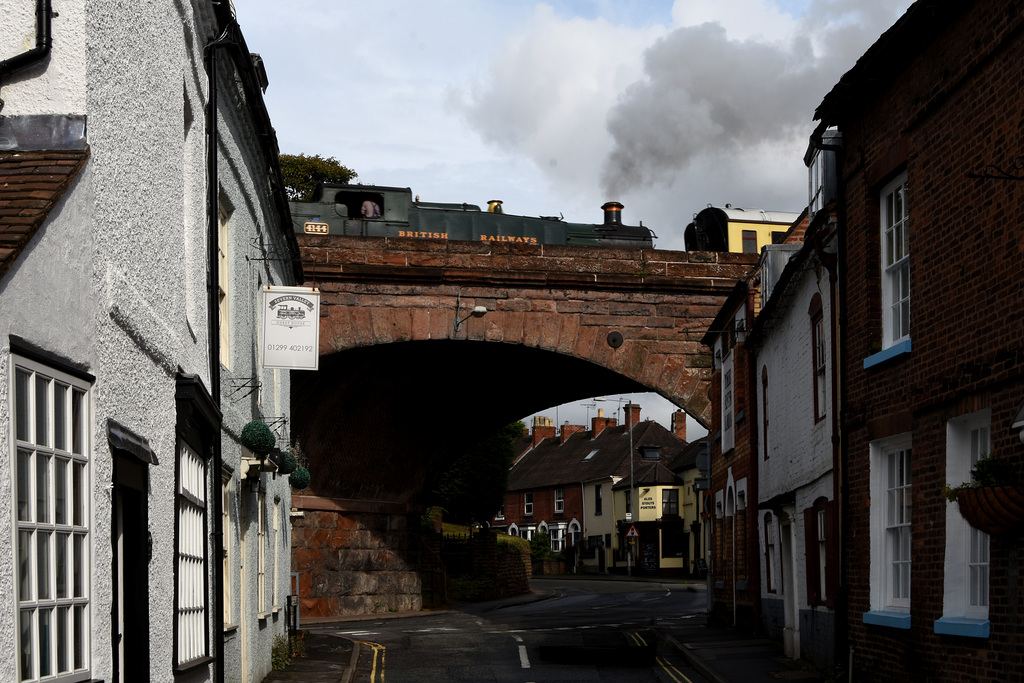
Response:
809,293,826,423
172,374,220,674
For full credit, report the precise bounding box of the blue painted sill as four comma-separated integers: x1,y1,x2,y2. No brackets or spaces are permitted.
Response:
934,617,989,638
863,610,911,629
864,339,912,369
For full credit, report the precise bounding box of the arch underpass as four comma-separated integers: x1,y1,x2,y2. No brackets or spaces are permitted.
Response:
290,234,755,617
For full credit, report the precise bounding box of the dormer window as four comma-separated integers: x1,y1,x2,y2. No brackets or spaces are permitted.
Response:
806,128,840,218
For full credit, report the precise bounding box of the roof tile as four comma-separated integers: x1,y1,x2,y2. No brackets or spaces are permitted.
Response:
0,148,90,281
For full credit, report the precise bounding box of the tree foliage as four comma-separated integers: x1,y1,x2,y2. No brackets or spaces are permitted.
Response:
430,421,526,525
279,153,357,202
529,532,553,562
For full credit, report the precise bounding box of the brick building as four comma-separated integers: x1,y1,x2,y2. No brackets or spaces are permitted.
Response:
495,405,691,575
812,1,1024,680
703,283,759,626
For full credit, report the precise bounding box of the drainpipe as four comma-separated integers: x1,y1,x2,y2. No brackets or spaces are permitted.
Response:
205,22,237,683
810,122,847,672
0,0,53,113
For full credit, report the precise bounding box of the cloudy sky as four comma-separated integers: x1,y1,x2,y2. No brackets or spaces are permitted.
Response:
237,0,913,435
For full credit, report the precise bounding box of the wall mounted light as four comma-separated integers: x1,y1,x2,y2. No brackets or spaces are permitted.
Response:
453,289,488,332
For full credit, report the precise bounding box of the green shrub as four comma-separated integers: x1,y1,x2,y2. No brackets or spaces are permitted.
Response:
278,449,298,475
291,632,306,658
240,421,276,455
290,466,310,490
271,635,290,670
529,532,554,562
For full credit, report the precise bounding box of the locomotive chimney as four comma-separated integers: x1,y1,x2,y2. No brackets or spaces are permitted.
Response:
601,201,624,226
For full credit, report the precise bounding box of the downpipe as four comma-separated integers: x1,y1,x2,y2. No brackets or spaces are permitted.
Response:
0,0,54,113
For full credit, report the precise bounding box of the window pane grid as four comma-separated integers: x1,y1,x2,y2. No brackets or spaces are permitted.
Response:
881,178,910,345
273,500,281,608
663,489,679,516
886,447,912,605
12,358,91,682
258,492,267,614
177,443,208,665
968,425,991,609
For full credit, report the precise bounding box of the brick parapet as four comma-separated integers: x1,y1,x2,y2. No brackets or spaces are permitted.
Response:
303,238,754,425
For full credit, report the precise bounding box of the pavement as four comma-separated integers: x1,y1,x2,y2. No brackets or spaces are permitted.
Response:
261,573,825,683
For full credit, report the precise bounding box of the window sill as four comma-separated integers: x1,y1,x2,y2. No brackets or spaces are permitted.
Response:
174,654,215,675
258,612,271,621
863,339,911,369
224,622,239,634
934,617,989,638
863,610,911,629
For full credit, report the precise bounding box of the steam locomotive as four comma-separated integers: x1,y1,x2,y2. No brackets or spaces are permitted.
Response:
290,183,655,248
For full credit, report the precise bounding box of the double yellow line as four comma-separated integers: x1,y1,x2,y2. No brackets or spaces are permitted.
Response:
358,641,386,682
626,631,694,683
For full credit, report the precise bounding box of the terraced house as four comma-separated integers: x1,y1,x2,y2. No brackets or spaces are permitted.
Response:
703,2,1024,680
813,1,1024,680
1,1,299,681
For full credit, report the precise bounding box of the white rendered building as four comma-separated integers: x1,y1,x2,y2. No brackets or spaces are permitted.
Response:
0,1,298,681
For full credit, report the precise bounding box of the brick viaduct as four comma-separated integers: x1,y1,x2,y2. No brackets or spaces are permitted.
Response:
289,234,754,617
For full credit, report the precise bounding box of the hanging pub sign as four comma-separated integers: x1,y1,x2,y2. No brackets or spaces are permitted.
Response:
261,286,320,370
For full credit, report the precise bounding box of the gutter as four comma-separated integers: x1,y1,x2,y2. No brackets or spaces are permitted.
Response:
0,0,53,113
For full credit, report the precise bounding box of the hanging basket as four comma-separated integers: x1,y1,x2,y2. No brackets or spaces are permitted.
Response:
278,450,298,475
289,466,310,490
240,420,276,456
954,485,1024,537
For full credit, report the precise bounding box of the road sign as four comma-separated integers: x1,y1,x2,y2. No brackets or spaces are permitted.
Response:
626,525,639,538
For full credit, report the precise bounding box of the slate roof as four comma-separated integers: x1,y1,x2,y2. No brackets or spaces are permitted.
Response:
0,148,90,281
669,436,709,473
508,419,686,492
611,461,681,489
814,1,968,127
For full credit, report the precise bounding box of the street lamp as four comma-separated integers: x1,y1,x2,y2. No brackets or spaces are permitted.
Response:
453,289,488,333
595,395,636,576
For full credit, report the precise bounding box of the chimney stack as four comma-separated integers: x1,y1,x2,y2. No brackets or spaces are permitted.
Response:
624,403,641,431
591,408,614,437
560,422,585,444
671,410,687,443
532,416,556,447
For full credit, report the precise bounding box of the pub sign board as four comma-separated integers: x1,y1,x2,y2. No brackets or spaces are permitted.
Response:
261,286,320,370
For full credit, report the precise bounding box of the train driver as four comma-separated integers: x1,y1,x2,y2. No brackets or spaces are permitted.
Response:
361,199,381,218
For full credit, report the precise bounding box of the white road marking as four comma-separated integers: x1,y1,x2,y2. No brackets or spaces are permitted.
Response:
518,644,531,669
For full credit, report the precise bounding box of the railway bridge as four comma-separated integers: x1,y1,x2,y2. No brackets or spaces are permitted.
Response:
289,234,755,617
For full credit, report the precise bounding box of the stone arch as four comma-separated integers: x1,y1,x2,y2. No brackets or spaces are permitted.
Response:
292,235,757,619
